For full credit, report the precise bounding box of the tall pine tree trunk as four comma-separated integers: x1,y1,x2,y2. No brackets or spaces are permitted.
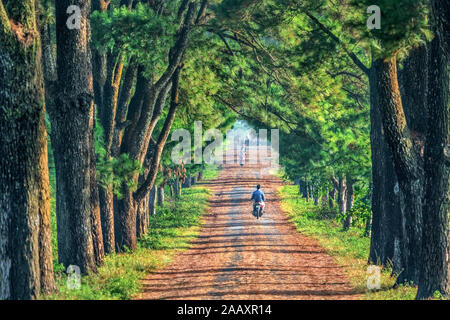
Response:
393,44,429,275
375,57,423,285
368,62,402,270
136,193,149,239
91,0,109,116
38,16,58,295
89,117,105,266
184,175,192,188
338,177,347,218
343,178,354,230
50,0,103,273
0,0,55,298
97,52,124,255
157,185,165,207
305,181,310,202
99,185,115,254
149,186,157,216
328,185,336,209
111,62,138,157
417,0,450,299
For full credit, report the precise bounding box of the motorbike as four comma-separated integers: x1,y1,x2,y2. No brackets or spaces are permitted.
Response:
252,201,264,219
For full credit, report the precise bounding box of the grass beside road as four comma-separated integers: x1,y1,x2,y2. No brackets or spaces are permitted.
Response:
201,165,220,181
278,184,418,300
45,176,215,300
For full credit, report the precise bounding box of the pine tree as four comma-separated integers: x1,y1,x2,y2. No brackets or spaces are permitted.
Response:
0,0,55,299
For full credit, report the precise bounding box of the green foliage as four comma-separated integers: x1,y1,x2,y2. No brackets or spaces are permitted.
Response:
201,0,373,197
348,0,431,59
38,0,55,26
91,3,177,73
94,119,141,198
201,165,220,181
46,116,59,264
433,290,445,300
336,185,371,230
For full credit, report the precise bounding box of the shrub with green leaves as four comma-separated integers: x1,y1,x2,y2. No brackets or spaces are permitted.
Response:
94,117,141,198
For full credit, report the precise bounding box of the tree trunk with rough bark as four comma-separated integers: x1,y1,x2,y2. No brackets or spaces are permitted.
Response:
38,15,58,295
0,0,55,299
89,116,105,267
321,192,328,207
305,181,310,202
111,61,137,157
99,185,115,254
417,0,450,299
157,185,165,207
338,177,347,218
343,179,354,230
329,187,336,209
149,186,157,216
91,0,109,124
375,57,423,286
174,179,182,198
136,192,149,239
313,193,319,206
97,51,124,255
368,62,402,271
304,7,405,275
184,175,192,188
299,179,308,198
50,0,103,273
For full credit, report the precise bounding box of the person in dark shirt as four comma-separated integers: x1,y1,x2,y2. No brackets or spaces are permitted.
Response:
251,184,265,214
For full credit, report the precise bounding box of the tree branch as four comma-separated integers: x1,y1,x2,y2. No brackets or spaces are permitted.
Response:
195,0,208,25
305,12,370,75
215,95,253,120
161,1,196,91
124,2,196,160
134,67,183,203
217,32,235,56
342,87,366,109
177,0,190,21
92,0,110,11
326,71,365,83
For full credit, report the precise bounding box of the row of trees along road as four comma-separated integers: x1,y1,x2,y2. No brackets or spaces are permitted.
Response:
0,0,448,299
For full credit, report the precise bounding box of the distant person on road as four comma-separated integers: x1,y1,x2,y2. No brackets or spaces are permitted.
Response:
251,184,265,213
240,145,246,166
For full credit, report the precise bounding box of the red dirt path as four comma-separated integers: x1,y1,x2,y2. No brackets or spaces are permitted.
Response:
137,150,360,300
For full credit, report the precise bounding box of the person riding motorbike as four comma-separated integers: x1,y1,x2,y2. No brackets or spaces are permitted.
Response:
251,184,265,217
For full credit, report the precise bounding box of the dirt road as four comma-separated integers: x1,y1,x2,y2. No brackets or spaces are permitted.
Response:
137,152,359,300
